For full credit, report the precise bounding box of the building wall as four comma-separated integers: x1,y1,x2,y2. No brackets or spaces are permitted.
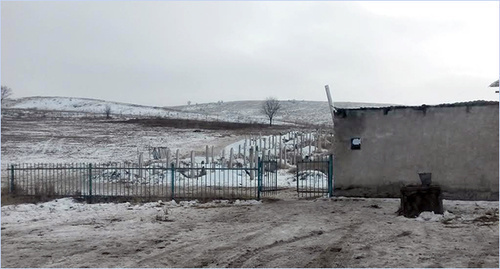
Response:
333,103,499,200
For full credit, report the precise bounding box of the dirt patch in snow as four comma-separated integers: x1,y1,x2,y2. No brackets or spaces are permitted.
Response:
115,118,289,131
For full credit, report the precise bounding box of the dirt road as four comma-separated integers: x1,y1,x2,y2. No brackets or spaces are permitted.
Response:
2,193,498,268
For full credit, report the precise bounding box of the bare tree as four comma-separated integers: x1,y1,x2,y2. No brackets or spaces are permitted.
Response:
261,97,281,126
104,105,112,119
1,85,13,103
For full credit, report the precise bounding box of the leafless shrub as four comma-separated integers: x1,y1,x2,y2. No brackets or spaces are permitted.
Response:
104,105,112,119
34,182,57,200
1,85,13,102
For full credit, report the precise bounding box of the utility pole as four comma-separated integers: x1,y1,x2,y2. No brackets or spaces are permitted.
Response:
325,85,336,130
325,85,336,197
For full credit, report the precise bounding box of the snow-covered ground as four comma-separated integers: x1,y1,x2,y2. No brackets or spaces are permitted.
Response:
4,96,214,121
2,97,344,165
170,99,395,125
1,196,498,268
1,96,498,268
0,111,252,165
1,105,332,191
4,96,395,125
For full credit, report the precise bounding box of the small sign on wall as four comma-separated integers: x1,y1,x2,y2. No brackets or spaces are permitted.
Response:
351,137,361,150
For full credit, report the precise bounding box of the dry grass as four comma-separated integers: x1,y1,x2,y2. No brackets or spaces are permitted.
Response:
1,186,41,205
1,183,60,205
116,118,289,131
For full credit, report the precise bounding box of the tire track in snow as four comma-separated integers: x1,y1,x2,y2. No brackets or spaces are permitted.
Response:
226,230,326,268
305,221,363,268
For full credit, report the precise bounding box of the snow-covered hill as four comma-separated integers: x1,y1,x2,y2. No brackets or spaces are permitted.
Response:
3,96,206,120
171,100,395,125
3,96,395,125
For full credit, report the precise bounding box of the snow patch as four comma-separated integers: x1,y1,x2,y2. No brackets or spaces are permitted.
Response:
416,211,444,222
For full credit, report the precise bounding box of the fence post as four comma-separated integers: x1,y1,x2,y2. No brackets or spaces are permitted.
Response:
317,131,321,151
171,163,175,200
190,151,195,178
166,149,171,167
257,157,262,201
211,146,214,165
293,147,297,165
138,152,143,178
279,135,282,167
243,142,247,166
229,148,234,168
249,147,254,180
328,154,333,198
296,157,299,195
10,164,14,193
206,145,209,165
308,133,312,155
88,163,93,203
176,149,180,168
300,135,303,157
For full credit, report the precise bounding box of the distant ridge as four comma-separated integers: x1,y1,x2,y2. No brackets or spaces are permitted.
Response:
3,96,396,125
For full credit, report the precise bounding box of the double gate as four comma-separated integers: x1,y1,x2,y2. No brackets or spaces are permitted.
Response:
296,155,333,198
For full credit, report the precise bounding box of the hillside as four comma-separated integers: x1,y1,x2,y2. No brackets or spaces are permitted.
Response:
3,96,395,126
171,100,395,125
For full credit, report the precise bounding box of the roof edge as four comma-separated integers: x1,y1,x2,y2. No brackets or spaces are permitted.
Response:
334,100,499,112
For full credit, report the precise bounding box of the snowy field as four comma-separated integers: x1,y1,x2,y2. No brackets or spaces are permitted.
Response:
3,96,394,125
1,97,498,268
1,109,252,165
0,112,321,191
2,96,349,165
1,195,498,268
1,99,332,190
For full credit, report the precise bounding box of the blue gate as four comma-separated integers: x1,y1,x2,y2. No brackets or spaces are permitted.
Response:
296,155,333,198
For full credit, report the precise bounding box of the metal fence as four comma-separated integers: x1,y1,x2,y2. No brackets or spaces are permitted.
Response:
296,155,333,198
260,160,278,197
6,160,277,202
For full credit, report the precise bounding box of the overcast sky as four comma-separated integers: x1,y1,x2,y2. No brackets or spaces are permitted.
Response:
2,1,499,107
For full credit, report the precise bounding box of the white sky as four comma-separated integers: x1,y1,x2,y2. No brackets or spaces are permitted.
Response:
1,1,499,107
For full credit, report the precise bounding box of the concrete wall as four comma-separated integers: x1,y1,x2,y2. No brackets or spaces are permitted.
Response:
333,103,499,200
